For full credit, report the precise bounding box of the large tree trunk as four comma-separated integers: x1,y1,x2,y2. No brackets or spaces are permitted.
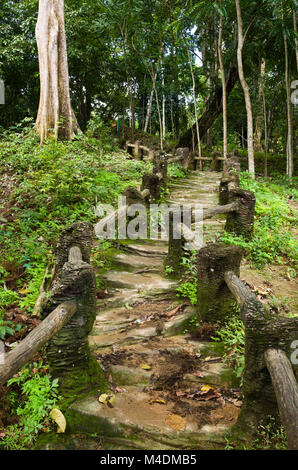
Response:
178,66,238,148
218,9,228,160
235,0,255,177
283,11,294,178
35,0,80,143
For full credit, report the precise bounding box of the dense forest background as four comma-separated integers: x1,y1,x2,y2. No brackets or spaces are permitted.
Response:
0,0,297,175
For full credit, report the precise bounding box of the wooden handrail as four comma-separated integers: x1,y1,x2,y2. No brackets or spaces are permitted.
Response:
264,348,298,450
224,268,298,449
224,270,256,309
192,201,238,223
0,301,77,386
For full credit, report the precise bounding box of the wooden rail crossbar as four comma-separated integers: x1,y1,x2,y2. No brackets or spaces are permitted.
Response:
0,301,76,386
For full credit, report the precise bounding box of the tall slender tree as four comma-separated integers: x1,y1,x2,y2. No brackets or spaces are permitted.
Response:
235,0,255,177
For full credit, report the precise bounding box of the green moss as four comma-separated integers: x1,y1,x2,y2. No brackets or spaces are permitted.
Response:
56,355,108,410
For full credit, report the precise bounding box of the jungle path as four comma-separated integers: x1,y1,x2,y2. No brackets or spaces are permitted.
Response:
71,171,242,450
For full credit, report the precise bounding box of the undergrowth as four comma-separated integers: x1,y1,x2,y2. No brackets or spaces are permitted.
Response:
220,172,297,268
0,362,59,450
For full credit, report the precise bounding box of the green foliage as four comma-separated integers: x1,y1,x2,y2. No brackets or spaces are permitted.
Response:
212,316,245,379
0,289,21,339
18,265,48,313
176,281,197,306
0,289,20,308
0,362,59,450
221,172,297,268
0,128,151,314
176,251,198,305
252,417,287,450
168,163,187,179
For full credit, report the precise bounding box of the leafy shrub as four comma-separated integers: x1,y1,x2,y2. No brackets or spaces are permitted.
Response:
212,316,245,379
176,251,198,305
0,362,59,449
220,172,297,268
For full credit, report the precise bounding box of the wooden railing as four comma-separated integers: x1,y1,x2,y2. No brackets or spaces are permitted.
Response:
0,222,103,397
125,140,227,171
224,269,298,450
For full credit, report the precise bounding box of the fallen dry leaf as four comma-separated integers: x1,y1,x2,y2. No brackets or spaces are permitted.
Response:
149,399,167,405
140,364,152,370
98,394,115,407
50,408,66,434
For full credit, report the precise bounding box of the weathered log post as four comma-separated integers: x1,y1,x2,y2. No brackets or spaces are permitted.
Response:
165,206,184,276
225,188,256,239
175,147,194,170
219,155,240,205
196,243,244,323
153,151,168,186
238,296,298,434
43,222,107,399
211,151,222,172
141,174,162,202
134,140,142,160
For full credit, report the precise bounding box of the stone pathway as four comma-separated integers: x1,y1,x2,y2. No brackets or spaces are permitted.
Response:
70,171,242,450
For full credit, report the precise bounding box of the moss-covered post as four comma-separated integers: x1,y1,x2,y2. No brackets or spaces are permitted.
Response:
141,174,161,202
238,299,298,431
211,151,222,172
225,188,256,239
165,206,184,276
134,140,141,160
219,156,240,205
153,151,168,186
43,222,106,401
196,243,244,323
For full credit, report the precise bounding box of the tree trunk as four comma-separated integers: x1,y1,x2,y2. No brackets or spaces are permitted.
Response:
186,42,202,159
218,11,228,160
235,0,255,177
144,81,155,133
178,66,238,148
254,58,266,151
162,67,166,141
283,10,293,178
35,0,80,143
263,86,268,178
294,11,298,71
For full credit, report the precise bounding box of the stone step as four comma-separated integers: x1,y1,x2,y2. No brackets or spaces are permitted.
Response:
102,271,176,290
68,387,235,450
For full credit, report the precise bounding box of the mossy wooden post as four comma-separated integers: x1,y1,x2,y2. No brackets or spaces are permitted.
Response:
211,151,222,172
196,243,244,323
134,140,141,160
141,174,161,201
225,188,255,239
219,156,240,205
153,151,168,186
238,298,298,432
175,147,193,170
165,206,184,276
43,222,107,401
